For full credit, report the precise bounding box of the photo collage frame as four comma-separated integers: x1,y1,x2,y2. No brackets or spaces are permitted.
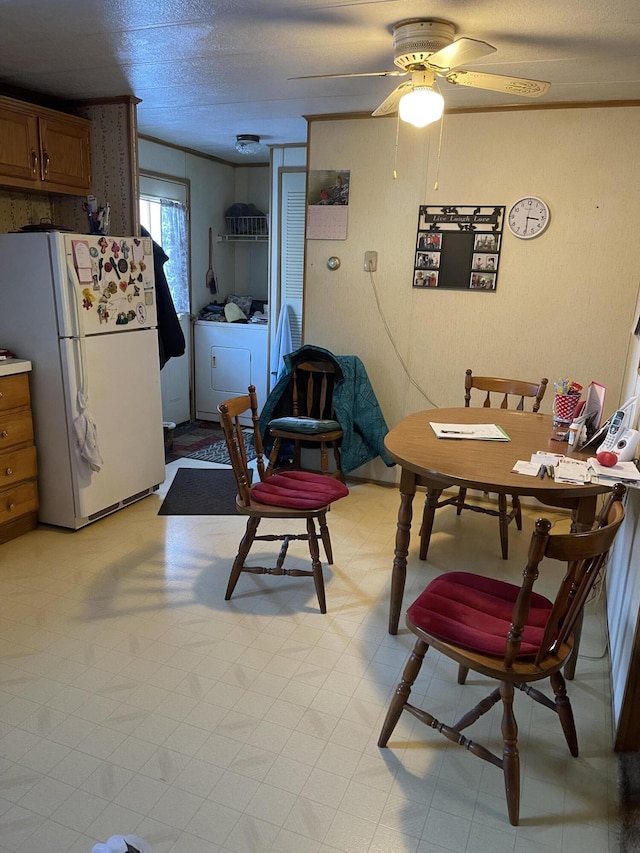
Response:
413,205,505,291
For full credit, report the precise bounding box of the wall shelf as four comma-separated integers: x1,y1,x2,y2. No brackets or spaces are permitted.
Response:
219,214,268,242
218,233,268,243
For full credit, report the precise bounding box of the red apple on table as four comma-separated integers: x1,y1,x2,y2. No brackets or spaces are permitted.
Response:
596,451,618,467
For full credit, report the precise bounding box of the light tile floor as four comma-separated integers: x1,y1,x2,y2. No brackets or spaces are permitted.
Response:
0,460,622,852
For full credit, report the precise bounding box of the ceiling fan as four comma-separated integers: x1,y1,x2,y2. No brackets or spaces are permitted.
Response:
294,19,551,128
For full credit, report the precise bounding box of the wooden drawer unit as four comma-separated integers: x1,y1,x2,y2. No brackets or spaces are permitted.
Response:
0,370,38,544
0,409,34,449
0,372,31,412
0,446,37,488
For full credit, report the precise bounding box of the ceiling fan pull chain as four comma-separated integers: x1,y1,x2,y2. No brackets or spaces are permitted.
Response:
392,112,401,180
433,82,445,191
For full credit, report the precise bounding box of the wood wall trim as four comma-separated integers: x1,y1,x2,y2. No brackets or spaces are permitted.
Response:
305,100,640,123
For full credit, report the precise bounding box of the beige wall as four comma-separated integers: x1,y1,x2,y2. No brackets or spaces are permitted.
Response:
304,106,640,480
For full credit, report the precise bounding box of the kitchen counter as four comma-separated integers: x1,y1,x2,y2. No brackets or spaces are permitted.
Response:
0,358,32,376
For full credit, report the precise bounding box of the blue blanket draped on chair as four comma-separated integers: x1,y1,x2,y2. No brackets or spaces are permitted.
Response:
259,345,394,474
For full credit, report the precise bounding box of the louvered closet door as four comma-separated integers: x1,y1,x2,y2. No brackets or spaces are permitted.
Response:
279,170,306,351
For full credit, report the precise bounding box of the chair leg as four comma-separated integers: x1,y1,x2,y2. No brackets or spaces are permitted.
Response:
499,681,520,826
266,438,281,477
550,671,578,756
419,488,443,560
378,638,429,747
498,494,509,559
332,443,346,483
457,664,469,685
306,517,326,613
456,487,467,515
319,441,330,476
512,494,523,530
226,516,260,600
293,439,302,470
317,511,333,564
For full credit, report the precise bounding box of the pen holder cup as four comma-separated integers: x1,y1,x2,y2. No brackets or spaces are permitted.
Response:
553,392,582,425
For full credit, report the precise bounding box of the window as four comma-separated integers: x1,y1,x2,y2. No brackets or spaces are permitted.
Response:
139,195,190,314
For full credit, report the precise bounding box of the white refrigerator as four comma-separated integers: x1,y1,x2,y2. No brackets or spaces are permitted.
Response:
0,231,166,529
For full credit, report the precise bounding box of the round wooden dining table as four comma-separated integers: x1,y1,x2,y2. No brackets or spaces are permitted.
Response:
384,407,610,636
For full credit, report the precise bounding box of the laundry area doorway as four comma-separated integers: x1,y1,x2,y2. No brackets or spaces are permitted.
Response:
139,173,191,425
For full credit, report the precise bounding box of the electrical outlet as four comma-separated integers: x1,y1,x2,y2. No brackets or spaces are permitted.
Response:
364,250,378,272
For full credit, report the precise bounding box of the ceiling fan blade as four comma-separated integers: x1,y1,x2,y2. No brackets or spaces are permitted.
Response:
444,69,551,98
371,80,413,117
290,70,405,81
428,37,497,72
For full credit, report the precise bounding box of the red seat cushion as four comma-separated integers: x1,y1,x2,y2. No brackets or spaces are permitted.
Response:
251,470,349,509
407,572,553,659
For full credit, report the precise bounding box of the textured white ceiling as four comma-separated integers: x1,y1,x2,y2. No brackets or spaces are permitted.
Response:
1,0,639,164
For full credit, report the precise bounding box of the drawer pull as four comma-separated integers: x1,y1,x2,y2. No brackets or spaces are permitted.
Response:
0,430,8,438
7,502,15,511
0,391,4,398
4,468,12,476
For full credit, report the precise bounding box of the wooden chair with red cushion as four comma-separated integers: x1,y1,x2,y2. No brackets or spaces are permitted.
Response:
217,385,349,613
380,483,625,826
420,368,549,561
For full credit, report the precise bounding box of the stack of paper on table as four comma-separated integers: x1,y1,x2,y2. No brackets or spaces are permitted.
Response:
430,423,510,440
588,457,640,485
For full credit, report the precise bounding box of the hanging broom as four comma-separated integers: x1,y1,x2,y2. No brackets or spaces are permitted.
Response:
206,227,218,294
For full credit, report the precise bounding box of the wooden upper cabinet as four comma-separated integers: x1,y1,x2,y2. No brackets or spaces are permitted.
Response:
0,96,91,195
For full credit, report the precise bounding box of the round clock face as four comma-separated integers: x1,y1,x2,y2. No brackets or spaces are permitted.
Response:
507,196,550,239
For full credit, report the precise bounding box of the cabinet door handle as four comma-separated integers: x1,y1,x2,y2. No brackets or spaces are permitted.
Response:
31,149,38,175
42,150,50,176
4,468,12,476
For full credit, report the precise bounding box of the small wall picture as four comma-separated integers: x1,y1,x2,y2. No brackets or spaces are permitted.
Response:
474,233,500,252
417,232,442,251
413,270,439,288
472,253,498,271
470,272,496,290
416,252,440,269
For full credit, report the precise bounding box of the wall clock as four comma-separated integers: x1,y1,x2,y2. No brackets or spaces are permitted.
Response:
507,196,550,239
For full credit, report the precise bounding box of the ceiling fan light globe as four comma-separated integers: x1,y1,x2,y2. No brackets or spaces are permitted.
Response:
398,87,444,127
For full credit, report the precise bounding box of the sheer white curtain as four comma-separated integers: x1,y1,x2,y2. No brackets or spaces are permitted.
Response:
160,200,189,314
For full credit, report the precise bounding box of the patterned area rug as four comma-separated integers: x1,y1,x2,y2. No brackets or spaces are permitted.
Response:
187,430,257,464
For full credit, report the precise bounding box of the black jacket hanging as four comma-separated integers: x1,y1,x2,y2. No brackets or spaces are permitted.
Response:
141,227,186,369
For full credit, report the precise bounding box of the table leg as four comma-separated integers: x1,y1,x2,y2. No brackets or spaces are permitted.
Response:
419,487,444,561
571,494,597,532
564,610,583,681
389,468,417,635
